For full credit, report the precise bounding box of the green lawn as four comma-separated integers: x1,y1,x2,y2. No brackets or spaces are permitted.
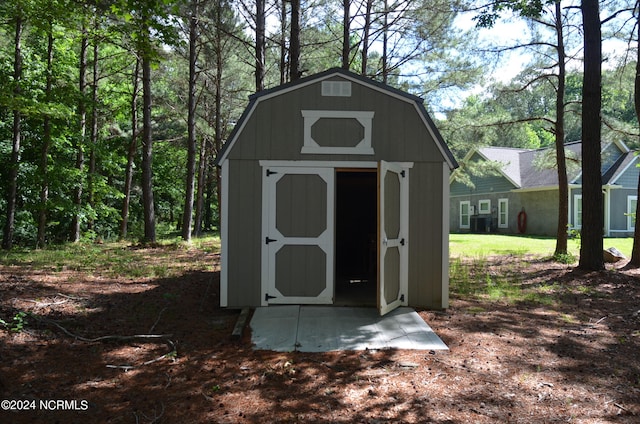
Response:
449,233,634,259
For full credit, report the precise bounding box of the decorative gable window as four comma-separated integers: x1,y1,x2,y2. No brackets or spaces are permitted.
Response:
301,110,375,155
478,199,491,214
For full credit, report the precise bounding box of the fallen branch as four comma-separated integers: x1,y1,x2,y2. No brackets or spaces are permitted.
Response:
31,314,171,342
55,293,86,301
613,402,634,415
148,307,168,333
21,299,71,308
594,316,607,325
106,340,177,371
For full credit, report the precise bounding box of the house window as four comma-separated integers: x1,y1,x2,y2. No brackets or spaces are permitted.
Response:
628,196,637,231
460,201,470,229
498,198,508,229
478,199,491,215
574,194,582,229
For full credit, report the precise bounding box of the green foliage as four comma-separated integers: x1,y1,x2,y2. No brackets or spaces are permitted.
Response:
1,311,28,332
1,0,638,249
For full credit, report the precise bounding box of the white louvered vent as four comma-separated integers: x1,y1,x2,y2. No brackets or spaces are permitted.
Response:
321,81,352,97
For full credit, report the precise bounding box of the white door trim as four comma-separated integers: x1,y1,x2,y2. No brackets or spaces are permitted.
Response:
261,165,335,305
378,161,410,316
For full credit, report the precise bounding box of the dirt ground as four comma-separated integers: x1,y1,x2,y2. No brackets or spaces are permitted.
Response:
1,246,639,423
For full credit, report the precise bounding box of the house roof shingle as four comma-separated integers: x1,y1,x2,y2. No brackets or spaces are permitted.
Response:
470,141,634,190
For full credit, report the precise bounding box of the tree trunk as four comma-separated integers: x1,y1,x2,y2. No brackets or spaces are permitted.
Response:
342,0,350,69
88,36,99,232
361,0,373,76
72,23,88,243
279,0,287,84
629,9,640,266
289,0,301,80
382,0,389,83
3,13,23,250
37,27,54,249
182,0,199,242
578,0,603,271
120,58,140,240
194,133,208,237
553,0,569,257
141,37,156,243
214,16,224,232
255,0,265,91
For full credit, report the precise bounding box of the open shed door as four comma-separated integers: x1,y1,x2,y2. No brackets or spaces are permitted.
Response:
378,161,409,316
262,166,334,305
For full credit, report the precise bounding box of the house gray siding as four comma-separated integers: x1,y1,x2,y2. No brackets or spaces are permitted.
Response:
450,154,516,197
602,143,624,174
518,190,559,236
615,163,639,188
609,188,635,235
450,189,558,236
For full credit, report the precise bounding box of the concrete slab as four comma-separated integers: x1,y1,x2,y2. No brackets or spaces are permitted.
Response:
250,306,448,352
250,305,300,351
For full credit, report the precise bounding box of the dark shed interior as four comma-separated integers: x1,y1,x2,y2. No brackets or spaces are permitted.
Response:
335,170,377,305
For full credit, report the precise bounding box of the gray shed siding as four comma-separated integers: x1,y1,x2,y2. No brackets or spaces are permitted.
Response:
226,159,263,307
408,162,448,309
222,71,453,309
227,80,443,163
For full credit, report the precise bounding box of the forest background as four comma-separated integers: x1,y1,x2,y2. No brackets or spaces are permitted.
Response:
1,0,638,260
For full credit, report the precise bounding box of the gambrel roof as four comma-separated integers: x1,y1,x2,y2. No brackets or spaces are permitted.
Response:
215,68,458,169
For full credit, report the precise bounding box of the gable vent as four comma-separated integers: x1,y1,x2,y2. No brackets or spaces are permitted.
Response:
322,81,351,97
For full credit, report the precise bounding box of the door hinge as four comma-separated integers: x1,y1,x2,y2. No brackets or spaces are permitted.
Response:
400,294,405,302
400,238,405,246
265,293,277,301
400,170,406,178
266,169,277,176
265,237,278,244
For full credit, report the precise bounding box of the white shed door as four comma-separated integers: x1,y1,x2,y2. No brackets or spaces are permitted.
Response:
262,166,334,305
378,161,409,316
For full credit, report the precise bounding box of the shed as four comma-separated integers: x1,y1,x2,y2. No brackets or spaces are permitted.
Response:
215,68,458,315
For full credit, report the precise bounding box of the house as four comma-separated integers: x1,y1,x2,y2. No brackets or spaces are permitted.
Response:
215,68,458,314
449,140,639,237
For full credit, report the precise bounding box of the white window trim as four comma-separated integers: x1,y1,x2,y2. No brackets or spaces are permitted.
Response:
460,201,471,229
478,199,491,215
627,195,637,231
321,81,351,97
574,194,583,229
498,198,508,229
301,110,375,155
